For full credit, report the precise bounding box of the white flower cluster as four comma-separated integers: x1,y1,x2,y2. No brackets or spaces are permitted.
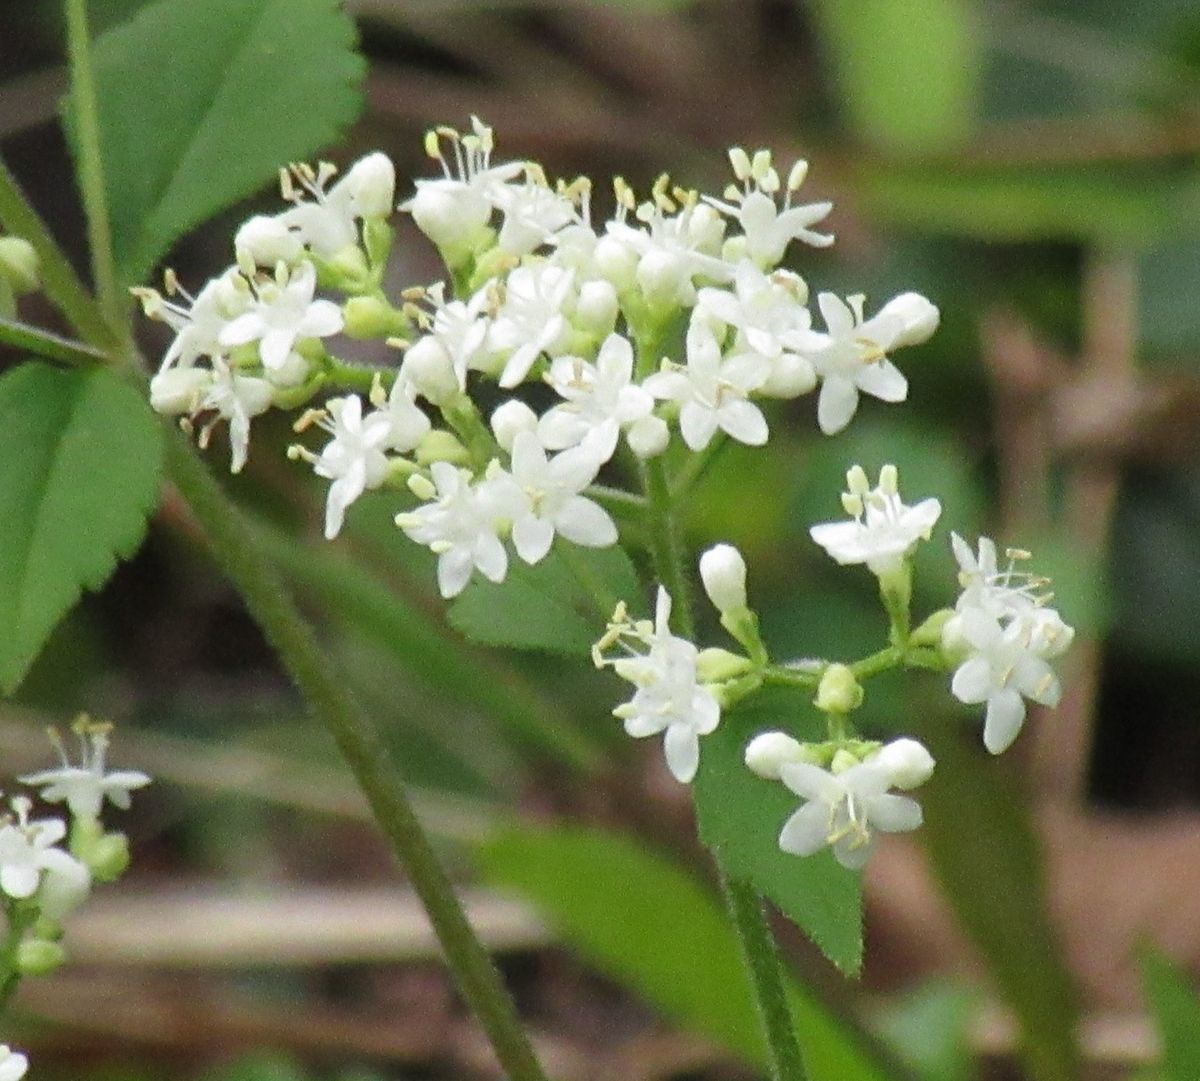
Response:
142,121,940,601
943,536,1074,754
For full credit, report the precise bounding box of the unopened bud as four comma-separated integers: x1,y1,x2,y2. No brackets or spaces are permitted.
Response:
573,279,619,336
744,731,808,780
626,414,669,459
17,937,67,976
490,399,538,452
875,738,935,790
910,607,954,648
234,215,303,270
0,236,40,294
343,152,396,219
759,354,815,398
876,292,940,349
696,647,754,683
84,832,131,883
815,663,863,714
699,543,748,615
343,296,408,339
401,336,459,404
415,429,469,467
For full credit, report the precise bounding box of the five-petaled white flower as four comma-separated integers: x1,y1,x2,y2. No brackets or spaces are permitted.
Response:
219,262,343,372
795,291,938,435
0,798,87,904
396,461,520,598
539,333,655,461
135,267,249,372
644,319,770,451
507,432,616,563
596,588,721,783
777,755,923,870
809,464,941,576
489,264,576,388
312,395,395,540
20,725,149,822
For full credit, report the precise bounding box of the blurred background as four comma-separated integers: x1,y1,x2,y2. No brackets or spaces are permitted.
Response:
3,0,1200,1078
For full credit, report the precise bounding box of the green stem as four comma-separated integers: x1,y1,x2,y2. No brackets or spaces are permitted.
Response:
164,432,549,1081
64,0,122,326
0,156,119,349
850,645,903,680
324,355,395,395
0,315,111,366
670,431,729,501
637,440,806,1081
762,665,822,689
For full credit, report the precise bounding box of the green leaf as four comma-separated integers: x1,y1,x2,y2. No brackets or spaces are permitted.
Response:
79,0,364,285
448,544,642,655
916,708,1080,1081
694,688,864,974
810,0,980,153
478,824,903,1081
1142,950,1200,1081
0,361,162,692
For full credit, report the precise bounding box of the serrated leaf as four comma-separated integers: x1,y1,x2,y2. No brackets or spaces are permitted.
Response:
0,361,162,692
478,824,902,1081
1142,950,1200,1081
916,707,1080,1081
448,544,642,654
811,0,979,153
694,688,864,974
76,0,364,285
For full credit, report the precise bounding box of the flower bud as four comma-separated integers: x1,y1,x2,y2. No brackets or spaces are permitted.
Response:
0,236,40,294
265,350,311,389
573,279,619,337
490,399,539,451
759,354,816,398
415,428,470,467
87,831,132,883
815,663,863,714
343,152,396,219
695,647,754,683
876,292,939,349
409,185,492,251
17,937,66,976
699,543,748,615
875,738,935,790
342,295,408,339
636,249,686,307
234,215,303,269
149,368,210,415
401,336,459,404
626,414,669,459
744,731,807,780
592,234,638,291
324,244,370,286
830,748,860,774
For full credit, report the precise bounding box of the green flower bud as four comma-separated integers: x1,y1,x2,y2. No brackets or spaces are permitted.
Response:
342,296,408,340
82,831,131,883
815,663,863,714
0,236,40,295
17,937,67,976
415,429,470,467
695,647,754,683
910,607,954,648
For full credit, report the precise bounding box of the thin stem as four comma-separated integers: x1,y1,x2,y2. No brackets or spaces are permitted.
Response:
636,433,805,1081
670,431,729,502
64,0,122,325
0,156,120,348
164,432,549,1081
324,355,396,395
0,315,111,366
762,665,822,689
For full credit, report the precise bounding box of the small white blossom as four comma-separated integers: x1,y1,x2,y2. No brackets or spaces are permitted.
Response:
644,320,769,451
744,731,808,780
277,153,397,257
311,395,396,540
134,267,249,372
0,798,79,901
492,171,578,255
705,148,833,267
198,359,273,474
412,281,495,390
796,292,938,435
596,588,722,783
396,461,521,598
489,263,576,388
777,755,923,869
20,724,150,821
0,1046,29,1081
809,464,941,576
539,333,654,461
219,262,343,372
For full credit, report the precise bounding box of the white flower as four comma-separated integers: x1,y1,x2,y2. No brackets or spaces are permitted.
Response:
277,153,397,257
644,319,770,451
199,360,273,474
0,798,73,900
401,118,523,252
949,533,1046,624
312,395,396,540
507,432,616,564
704,148,833,266
395,461,521,598
20,725,149,822
0,1046,29,1081
777,756,923,869
219,262,343,372
135,267,249,372
699,543,748,614
794,291,938,435
606,184,731,307
489,263,576,387
235,215,305,270
539,333,654,461
492,173,578,255
949,608,1063,754
597,588,721,783
808,464,941,576
407,281,495,394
